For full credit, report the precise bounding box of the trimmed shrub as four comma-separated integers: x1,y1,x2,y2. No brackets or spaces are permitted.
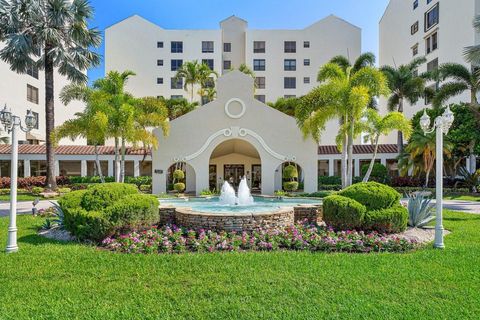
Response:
80,183,139,211
338,182,401,211
361,163,389,183
31,187,45,195
58,187,72,194
173,170,185,180
104,194,159,231
173,182,185,192
323,195,366,230
139,184,152,193
363,205,408,234
58,190,88,211
283,165,298,179
283,181,299,192
63,208,113,242
318,176,342,185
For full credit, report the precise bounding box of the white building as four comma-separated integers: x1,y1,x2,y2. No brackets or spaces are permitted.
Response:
105,14,361,107
379,0,480,123
0,43,86,145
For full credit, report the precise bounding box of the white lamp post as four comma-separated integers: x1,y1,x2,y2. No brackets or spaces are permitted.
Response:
1,105,37,253
419,106,454,249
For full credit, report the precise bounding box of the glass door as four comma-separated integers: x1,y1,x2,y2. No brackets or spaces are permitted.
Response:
224,164,245,188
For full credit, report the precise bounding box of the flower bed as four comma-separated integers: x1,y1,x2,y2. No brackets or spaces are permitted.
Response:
102,222,418,254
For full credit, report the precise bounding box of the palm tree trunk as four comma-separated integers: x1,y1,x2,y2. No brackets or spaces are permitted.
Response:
363,136,380,183
347,118,354,187
341,135,347,189
191,83,194,103
114,137,120,182
44,46,57,190
397,98,404,153
94,145,105,183
120,137,126,183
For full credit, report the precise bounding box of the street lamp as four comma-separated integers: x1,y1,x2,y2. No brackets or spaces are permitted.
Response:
1,105,37,253
419,106,454,249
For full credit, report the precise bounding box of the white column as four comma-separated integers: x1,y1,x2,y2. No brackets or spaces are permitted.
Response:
434,125,445,249
380,158,387,166
354,158,360,177
107,160,114,177
54,160,60,177
133,160,140,177
328,159,334,176
80,160,87,177
23,159,31,177
6,123,18,253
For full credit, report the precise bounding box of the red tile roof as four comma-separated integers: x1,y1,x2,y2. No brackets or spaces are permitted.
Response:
0,145,150,155
318,144,399,155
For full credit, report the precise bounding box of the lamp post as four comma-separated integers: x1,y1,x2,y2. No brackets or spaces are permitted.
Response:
419,106,454,249
1,105,37,253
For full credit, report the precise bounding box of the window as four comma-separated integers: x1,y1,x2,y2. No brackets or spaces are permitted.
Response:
157,77,163,84
303,77,310,84
427,58,438,72
411,21,419,35
255,77,266,89
425,3,439,31
171,41,183,53
253,59,266,71
171,59,183,71
26,64,38,79
304,59,310,66
303,41,310,48
284,41,296,53
202,41,214,53
157,41,163,48
284,77,296,89
157,59,163,66
427,0,433,4
223,42,231,52
253,41,265,53
171,95,183,100
27,84,39,104
284,95,296,98
202,59,214,70
412,44,419,56
413,0,418,9
284,59,296,71
32,111,39,129
223,60,232,70
254,95,266,103
426,32,438,54
171,77,183,89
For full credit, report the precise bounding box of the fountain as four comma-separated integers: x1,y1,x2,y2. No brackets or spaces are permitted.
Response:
219,176,254,206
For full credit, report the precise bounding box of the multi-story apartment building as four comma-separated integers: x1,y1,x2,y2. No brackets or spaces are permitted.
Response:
379,0,480,123
105,14,361,105
0,43,86,145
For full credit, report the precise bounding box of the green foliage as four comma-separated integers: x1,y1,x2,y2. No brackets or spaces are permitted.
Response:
31,187,44,195
80,183,139,212
363,205,408,234
58,188,72,194
267,97,300,116
139,184,152,193
323,195,366,230
64,208,113,242
361,163,389,183
200,189,219,196
173,183,186,192
318,176,342,185
283,181,299,192
407,193,436,228
338,182,401,211
456,167,480,193
282,165,298,179
58,190,88,211
173,169,185,180
104,194,159,231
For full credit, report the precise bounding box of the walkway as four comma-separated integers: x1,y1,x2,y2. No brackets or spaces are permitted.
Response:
0,200,57,217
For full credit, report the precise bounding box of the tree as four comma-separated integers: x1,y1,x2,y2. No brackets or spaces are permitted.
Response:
175,60,217,102
267,97,300,116
381,57,427,153
0,0,101,189
160,97,198,120
464,15,480,64
297,53,388,187
360,110,412,182
238,64,255,79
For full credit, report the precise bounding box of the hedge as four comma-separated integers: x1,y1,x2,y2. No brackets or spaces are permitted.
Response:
338,182,400,211
283,181,299,192
323,195,366,230
80,183,139,211
104,194,159,231
363,205,408,234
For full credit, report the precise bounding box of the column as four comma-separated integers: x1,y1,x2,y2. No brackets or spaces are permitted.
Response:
80,160,87,177
133,160,140,177
54,161,60,176
261,164,276,195
380,158,387,166
328,159,334,176
23,159,31,177
107,159,114,177
354,158,360,177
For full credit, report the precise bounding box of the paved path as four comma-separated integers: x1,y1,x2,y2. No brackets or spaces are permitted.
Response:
0,199,479,217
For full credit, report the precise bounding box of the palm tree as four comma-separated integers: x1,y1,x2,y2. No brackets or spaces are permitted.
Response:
0,0,101,190
267,97,300,116
297,56,388,187
381,57,427,152
160,97,198,120
175,61,217,102
238,64,255,79
464,15,480,64
360,110,412,182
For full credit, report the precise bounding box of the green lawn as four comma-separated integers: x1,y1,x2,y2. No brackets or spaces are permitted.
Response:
0,211,479,319
444,194,480,202
0,194,40,202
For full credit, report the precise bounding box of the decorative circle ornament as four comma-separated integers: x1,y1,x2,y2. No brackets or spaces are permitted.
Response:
224,98,246,119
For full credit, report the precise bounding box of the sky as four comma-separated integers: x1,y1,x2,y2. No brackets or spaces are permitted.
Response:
87,0,390,83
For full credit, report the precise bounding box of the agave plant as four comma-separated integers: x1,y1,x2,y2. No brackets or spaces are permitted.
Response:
455,167,480,193
407,193,435,228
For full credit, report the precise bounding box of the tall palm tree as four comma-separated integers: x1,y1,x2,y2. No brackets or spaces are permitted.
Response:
464,15,480,64
297,59,388,187
267,97,300,116
381,57,427,152
360,110,412,182
0,0,101,190
175,61,217,102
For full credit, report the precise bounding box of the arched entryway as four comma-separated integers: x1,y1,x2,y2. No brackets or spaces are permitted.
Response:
166,162,196,194
274,162,304,192
208,139,262,193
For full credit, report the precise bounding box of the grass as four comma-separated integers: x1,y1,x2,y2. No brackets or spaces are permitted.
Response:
0,211,480,319
0,194,42,202
444,194,480,202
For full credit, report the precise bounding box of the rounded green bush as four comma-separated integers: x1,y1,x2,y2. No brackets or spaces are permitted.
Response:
361,163,389,183
58,190,88,210
80,183,139,211
31,186,44,195
105,194,159,231
363,205,408,234
63,208,113,242
323,195,366,230
283,165,298,179
338,182,400,211
283,181,299,192
174,182,185,192
173,169,185,180
58,187,71,194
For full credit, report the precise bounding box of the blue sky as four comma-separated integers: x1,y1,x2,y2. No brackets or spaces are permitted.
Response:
87,0,390,83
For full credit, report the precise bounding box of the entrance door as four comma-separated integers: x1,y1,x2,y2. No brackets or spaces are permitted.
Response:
251,164,261,192
224,164,245,188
